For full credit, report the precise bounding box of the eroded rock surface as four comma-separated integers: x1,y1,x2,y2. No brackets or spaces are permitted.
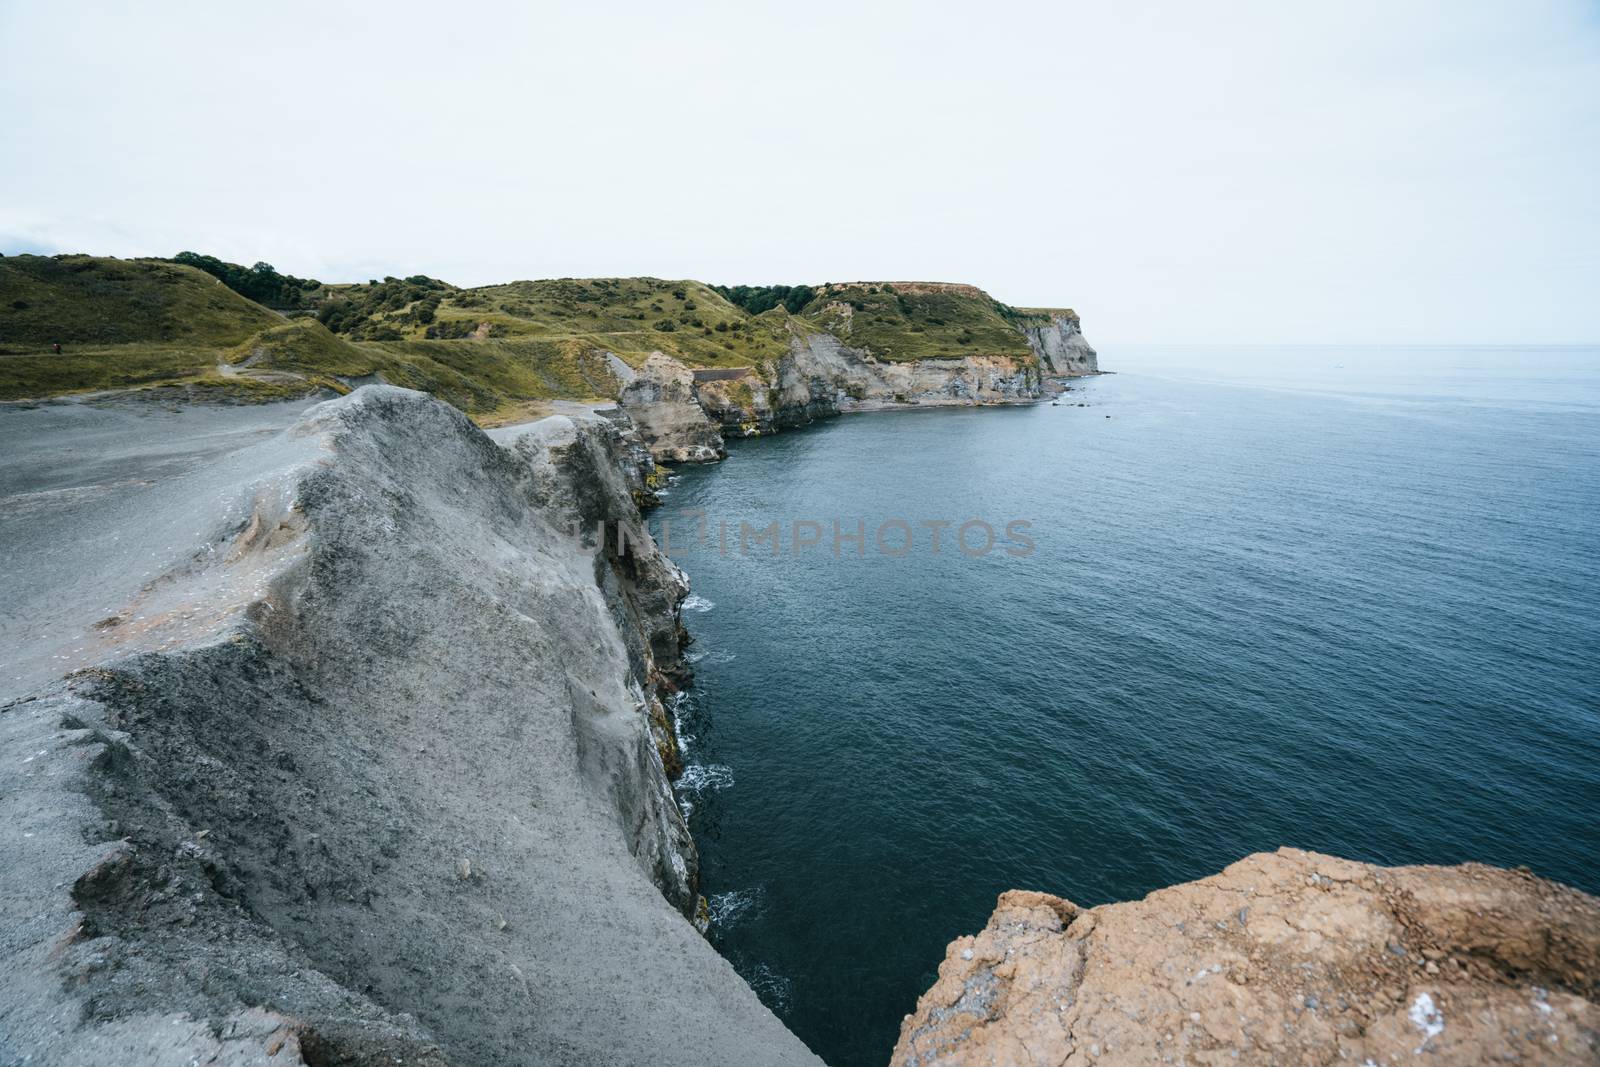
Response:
781,332,1046,414
616,352,727,463
1018,311,1098,376
893,848,1599,1066
647,309,1100,452
693,327,1075,442
0,387,816,1066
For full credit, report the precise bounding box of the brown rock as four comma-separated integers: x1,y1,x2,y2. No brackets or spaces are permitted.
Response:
891,848,1600,1066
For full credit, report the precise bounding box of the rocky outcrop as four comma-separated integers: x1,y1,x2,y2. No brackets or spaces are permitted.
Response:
1018,311,1098,375
616,351,727,463
779,332,1043,414
893,848,1599,1066
0,387,817,1066
693,330,1054,441
692,367,783,437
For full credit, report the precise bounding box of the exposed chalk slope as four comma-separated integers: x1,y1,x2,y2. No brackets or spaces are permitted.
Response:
0,387,818,1066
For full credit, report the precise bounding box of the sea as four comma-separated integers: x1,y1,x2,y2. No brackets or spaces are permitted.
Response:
657,345,1600,1066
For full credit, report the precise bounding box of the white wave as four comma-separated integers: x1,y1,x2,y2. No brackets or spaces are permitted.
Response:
681,594,714,613
668,691,693,751
677,763,734,793
708,885,764,928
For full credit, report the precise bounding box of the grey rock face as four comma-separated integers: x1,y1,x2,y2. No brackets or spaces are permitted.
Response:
693,330,1060,439
614,315,1096,455
615,352,727,463
693,315,1101,440
776,332,1043,413
0,387,817,1066
1019,312,1098,375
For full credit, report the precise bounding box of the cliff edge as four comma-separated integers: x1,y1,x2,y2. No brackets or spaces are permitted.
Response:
892,848,1599,1065
0,387,817,1065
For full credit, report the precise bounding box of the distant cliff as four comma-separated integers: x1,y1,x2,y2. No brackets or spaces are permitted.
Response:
620,284,1099,462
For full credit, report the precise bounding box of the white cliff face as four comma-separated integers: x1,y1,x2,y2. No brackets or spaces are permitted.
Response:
1019,312,1098,375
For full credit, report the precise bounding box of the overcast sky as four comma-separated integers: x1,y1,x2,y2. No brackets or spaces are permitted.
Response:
1,1,1596,344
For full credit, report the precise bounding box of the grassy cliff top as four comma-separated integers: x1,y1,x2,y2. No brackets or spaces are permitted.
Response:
793,282,1040,362
309,275,801,370
0,255,1078,412
0,258,621,419
0,255,280,346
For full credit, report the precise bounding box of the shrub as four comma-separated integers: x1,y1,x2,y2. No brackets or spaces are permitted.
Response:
171,251,313,309
709,283,815,316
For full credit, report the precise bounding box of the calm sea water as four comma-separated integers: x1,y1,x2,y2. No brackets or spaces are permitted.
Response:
661,346,1600,1067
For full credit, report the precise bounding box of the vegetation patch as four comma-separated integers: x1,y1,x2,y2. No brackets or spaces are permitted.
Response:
0,254,278,346
316,275,457,339
793,283,1037,362
0,344,229,401
168,252,324,311
711,284,816,316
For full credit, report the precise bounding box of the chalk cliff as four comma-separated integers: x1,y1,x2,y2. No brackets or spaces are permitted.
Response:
0,387,817,1066
1017,310,1098,375
893,848,1599,1066
632,311,1097,460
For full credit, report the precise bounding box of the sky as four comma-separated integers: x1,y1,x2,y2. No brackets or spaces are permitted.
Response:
1,0,1596,345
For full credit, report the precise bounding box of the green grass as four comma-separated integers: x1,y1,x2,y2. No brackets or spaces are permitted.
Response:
0,343,228,400
356,338,620,420
229,318,375,375
793,282,1044,363
322,276,797,369
0,254,305,402
452,276,798,370
1,254,279,346
226,320,623,418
